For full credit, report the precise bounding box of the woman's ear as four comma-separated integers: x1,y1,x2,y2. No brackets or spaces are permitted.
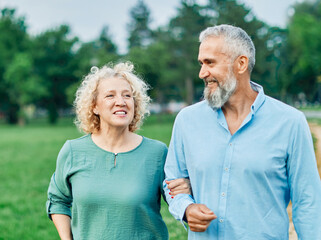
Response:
93,106,99,115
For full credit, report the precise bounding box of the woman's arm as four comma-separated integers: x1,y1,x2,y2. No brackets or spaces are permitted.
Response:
166,178,191,197
51,214,73,240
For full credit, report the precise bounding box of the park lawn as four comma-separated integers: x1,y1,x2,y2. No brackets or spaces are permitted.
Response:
0,115,188,240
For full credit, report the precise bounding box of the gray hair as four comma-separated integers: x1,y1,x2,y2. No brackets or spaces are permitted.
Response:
199,24,256,73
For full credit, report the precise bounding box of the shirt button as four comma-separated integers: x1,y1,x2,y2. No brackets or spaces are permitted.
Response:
219,218,224,223
221,192,226,197
224,167,229,172
229,143,232,146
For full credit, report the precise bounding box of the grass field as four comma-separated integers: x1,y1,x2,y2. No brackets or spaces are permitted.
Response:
0,114,188,240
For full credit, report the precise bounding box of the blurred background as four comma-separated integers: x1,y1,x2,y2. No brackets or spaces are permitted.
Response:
0,0,320,124
0,0,320,239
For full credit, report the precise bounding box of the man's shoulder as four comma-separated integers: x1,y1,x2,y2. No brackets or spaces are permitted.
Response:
264,96,305,119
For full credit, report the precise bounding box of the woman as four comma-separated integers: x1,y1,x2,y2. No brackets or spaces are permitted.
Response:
46,62,190,240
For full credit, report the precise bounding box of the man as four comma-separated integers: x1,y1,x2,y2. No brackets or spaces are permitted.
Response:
164,24,321,239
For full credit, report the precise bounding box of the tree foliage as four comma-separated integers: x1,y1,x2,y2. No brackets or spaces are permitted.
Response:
127,0,153,48
4,53,46,124
286,0,321,102
32,25,78,123
166,0,207,104
0,8,29,123
1,0,321,124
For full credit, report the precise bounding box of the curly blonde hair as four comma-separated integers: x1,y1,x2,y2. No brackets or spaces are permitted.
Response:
74,62,150,133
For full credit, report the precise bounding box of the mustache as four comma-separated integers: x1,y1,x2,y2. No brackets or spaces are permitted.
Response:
203,78,218,86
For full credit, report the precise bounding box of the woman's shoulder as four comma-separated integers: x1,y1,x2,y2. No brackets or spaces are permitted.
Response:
140,137,168,154
139,137,168,166
62,134,92,153
67,134,91,144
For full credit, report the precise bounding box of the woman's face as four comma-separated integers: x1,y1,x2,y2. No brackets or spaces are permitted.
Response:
94,77,135,131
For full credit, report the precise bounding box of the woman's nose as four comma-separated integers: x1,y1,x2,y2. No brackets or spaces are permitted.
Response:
115,96,126,106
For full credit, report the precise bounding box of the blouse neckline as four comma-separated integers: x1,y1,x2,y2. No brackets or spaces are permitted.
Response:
88,134,145,155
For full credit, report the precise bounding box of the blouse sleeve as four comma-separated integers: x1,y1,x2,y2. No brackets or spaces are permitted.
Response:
46,140,73,220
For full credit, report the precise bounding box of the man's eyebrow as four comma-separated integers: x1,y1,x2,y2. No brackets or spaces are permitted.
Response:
199,58,216,63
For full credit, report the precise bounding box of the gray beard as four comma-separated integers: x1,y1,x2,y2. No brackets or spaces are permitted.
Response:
204,73,237,109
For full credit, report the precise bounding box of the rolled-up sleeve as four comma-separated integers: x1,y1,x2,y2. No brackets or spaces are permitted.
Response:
46,140,73,220
287,113,321,239
163,113,195,223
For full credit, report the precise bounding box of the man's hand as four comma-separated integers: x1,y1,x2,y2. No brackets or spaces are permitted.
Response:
166,178,191,197
185,204,217,232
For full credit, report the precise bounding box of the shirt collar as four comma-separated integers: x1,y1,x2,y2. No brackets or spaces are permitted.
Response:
211,81,266,116
249,81,266,115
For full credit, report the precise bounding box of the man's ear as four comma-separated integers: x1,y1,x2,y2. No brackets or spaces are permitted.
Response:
236,55,249,74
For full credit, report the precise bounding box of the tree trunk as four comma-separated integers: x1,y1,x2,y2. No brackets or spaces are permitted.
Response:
48,102,58,124
185,76,194,105
7,103,19,124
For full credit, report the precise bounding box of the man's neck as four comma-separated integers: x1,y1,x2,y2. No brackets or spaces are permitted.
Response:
222,80,258,135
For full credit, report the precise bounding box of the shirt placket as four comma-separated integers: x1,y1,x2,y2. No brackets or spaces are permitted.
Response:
216,111,234,240
218,139,234,240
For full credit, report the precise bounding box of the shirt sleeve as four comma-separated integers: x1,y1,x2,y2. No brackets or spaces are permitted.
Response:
159,145,168,204
163,113,195,224
46,140,73,220
287,113,321,239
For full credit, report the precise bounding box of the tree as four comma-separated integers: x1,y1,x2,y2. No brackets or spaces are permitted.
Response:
32,25,78,123
127,0,154,49
3,53,46,124
0,8,29,123
68,26,119,105
166,0,207,104
126,40,182,104
286,0,321,102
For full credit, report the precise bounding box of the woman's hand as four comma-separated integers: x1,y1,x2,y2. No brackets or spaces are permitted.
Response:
166,178,191,198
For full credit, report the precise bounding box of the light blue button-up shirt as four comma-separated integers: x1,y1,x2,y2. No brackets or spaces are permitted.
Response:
164,82,321,240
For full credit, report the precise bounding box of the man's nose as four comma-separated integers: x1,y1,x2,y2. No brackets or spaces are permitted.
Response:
199,65,209,79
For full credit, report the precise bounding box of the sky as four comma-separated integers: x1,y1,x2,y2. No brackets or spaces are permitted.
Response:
0,0,300,53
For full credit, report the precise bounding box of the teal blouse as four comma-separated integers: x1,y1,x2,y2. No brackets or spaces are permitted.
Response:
46,134,169,240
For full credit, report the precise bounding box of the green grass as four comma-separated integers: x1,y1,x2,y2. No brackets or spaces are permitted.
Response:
307,117,321,125
297,105,321,111
0,114,188,240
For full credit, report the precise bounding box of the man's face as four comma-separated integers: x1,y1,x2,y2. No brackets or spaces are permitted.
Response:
198,36,237,109
203,66,237,109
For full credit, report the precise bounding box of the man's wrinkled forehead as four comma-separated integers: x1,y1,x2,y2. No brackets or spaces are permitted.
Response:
198,37,232,60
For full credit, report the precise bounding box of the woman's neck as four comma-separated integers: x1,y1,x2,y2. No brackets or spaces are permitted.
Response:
91,127,142,153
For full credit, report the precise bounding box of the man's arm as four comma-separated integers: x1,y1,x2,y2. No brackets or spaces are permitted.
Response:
185,204,217,232
163,113,195,222
163,113,216,231
288,113,321,239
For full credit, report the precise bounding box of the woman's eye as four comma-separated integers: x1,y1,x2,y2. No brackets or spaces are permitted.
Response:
106,95,114,98
124,94,132,98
